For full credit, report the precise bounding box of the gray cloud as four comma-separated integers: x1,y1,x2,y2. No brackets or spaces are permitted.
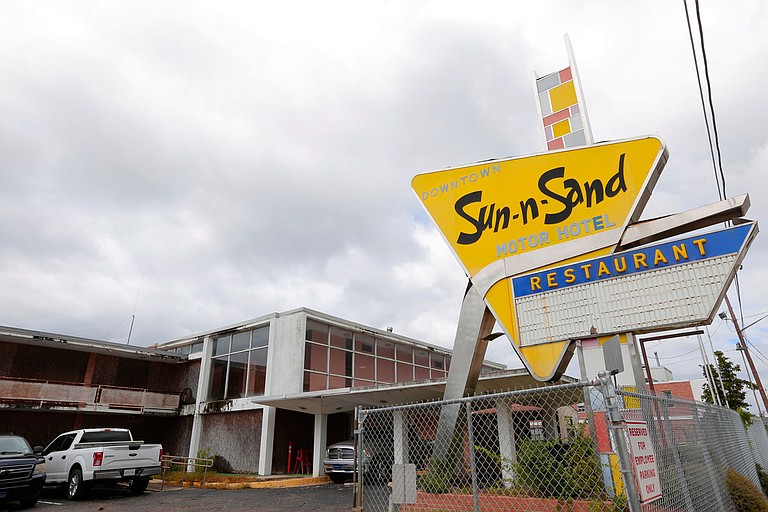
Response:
1,1,767,393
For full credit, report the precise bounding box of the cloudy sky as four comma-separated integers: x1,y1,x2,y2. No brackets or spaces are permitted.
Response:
1,1,767,395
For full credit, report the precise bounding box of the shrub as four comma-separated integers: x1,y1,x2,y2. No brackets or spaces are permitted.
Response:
516,435,605,500
726,468,768,512
757,464,768,497
195,447,214,474
419,457,454,494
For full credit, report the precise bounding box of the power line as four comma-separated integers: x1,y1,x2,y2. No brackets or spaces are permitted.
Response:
744,337,768,367
682,0,726,201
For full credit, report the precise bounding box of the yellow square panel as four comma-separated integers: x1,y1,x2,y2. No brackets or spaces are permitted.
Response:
552,119,571,138
550,81,577,113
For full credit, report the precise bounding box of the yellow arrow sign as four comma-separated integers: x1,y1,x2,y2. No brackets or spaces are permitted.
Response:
412,136,668,380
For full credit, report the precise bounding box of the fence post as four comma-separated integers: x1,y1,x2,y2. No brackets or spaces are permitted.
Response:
465,401,479,512
597,371,642,512
355,406,365,511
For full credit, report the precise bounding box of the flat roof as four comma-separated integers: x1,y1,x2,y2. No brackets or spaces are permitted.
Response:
157,307,507,370
0,325,187,363
253,368,579,414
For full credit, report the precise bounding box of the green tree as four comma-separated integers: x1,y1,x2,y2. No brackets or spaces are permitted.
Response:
701,350,754,426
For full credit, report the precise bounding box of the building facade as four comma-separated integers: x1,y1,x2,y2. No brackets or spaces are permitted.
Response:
157,308,513,476
2,307,563,476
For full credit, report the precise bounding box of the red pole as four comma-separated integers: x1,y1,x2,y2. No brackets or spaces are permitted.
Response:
287,442,292,473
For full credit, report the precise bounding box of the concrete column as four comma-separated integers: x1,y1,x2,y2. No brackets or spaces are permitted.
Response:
313,413,327,477
259,406,276,475
83,353,97,385
188,336,213,470
495,400,518,488
393,410,409,465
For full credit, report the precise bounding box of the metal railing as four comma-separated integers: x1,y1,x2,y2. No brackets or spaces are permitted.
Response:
357,375,766,511
160,454,214,489
0,376,180,414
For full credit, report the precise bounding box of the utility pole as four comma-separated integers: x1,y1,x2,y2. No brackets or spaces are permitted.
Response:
725,295,768,414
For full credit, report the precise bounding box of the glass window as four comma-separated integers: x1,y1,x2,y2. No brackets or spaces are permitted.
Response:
431,369,447,379
329,375,350,389
330,326,353,350
329,348,351,376
252,326,269,348
213,336,231,357
232,332,250,353
208,326,270,400
396,345,412,362
396,362,413,383
304,342,328,372
376,358,395,383
45,433,76,454
355,354,375,381
226,352,248,398
415,366,430,380
303,371,327,392
210,358,228,400
431,353,444,370
414,349,430,367
377,339,395,359
247,348,267,396
355,333,375,354
306,319,329,344
353,378,375,388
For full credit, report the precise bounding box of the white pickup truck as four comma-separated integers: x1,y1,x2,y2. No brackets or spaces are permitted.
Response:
42,428,163,500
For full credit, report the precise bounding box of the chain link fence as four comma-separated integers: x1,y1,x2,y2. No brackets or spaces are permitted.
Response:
747,419,768,472
356,376,766,511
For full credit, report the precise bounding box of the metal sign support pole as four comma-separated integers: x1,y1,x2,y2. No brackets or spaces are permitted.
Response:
433,283,496,464
598,371,642,512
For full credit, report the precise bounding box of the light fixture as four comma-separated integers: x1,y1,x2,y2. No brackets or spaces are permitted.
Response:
718,311,728,321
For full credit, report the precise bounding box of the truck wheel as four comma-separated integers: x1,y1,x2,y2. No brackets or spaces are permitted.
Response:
129,478,150,495
19,492,39,508
329,473,347,484
67,467,89,500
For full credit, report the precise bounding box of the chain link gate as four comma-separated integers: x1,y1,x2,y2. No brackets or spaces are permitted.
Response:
357,376,763,511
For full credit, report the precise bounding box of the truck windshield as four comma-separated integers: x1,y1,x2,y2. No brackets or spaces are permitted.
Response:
0,436,31,454
80,431,132,443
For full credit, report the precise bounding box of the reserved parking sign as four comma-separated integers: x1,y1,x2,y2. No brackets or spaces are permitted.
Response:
624,410,662,504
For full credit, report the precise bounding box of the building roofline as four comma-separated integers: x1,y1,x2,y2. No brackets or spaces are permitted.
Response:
156,307,507,370
0,325,186,363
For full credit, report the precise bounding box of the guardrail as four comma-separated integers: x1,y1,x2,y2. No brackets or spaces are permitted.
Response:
160,454,214,489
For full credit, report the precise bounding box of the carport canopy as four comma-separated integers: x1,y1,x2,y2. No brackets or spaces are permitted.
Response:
252,369,578,415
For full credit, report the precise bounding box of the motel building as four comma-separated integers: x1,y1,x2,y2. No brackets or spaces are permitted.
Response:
0,307,573,476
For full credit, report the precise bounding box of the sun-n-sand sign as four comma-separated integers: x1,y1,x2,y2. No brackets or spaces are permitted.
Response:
412,136,757,380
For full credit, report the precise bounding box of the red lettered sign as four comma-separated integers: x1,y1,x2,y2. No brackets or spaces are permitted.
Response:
624,410,662,503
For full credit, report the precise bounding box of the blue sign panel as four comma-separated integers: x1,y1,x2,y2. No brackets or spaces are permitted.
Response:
513,223,753,298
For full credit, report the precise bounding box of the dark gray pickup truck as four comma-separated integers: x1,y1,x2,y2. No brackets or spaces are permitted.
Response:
0,434,46,509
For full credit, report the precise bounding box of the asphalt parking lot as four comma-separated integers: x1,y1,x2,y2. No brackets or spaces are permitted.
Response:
1,481,355,512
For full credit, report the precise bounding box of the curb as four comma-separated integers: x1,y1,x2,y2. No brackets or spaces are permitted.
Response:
159,476,332,490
